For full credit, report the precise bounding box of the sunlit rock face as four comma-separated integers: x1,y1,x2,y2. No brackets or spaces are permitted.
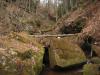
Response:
47,36,86,68
0,32,44,75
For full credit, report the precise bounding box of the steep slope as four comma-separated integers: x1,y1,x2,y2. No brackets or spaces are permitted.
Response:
53,0,99,34
0,1,55,35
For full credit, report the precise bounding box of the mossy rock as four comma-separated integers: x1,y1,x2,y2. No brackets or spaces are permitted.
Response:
83,64,100,75
48,37,86,67
92,45,100,57
0,33,44,75
91,57,100,64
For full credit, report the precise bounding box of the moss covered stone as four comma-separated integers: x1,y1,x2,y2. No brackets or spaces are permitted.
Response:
0,32,44,75
91,57,100,64
48,36,86,67
83,64,100,75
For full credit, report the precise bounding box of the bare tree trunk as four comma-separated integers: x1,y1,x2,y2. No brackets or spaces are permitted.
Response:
55,0,58,21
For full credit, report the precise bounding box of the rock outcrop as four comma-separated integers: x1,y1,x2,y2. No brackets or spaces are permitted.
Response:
0,32,44,75
45,36,86,68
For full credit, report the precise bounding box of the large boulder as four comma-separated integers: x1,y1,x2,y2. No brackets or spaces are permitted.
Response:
0,32,44,75
48,36,86,68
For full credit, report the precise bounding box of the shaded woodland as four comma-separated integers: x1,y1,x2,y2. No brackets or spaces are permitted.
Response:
0,0,100,75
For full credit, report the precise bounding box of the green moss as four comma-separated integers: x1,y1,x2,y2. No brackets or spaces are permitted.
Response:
0,33,44,75
91,57,100,64
17,50,33,60
83,64,100,75
48,37,86,67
